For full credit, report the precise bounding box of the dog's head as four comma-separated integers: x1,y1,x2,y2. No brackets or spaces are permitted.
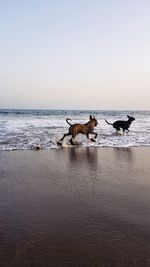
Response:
89,115,98,127
127,115,135,122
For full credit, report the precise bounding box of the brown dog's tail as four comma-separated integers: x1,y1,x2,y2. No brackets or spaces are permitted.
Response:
66,118,72,125
105,119,113,125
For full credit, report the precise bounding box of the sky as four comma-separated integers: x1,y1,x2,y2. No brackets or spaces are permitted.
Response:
0,0,150,110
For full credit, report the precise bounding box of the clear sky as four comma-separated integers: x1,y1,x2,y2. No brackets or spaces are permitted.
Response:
0,0,150,110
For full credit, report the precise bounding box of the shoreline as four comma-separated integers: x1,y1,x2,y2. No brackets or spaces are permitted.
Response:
0,147,150,266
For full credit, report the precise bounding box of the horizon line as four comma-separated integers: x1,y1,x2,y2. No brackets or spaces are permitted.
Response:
0,107,149,112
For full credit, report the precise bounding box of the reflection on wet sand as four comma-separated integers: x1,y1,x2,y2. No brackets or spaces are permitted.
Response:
113,147,134,163
69,147,98,165
0,148,150,267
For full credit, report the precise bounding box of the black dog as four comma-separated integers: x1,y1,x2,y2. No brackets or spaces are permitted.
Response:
57,115,98,146
105,115,135,133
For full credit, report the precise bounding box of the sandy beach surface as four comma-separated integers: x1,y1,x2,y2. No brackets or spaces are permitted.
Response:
0,147,150,267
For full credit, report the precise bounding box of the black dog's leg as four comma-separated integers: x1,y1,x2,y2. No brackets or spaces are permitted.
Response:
115,127,121,134
123,128,129,134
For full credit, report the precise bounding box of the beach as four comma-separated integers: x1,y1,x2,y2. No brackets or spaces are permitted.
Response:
0,147,150,267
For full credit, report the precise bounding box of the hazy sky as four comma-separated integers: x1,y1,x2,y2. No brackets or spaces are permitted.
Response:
0,0,150,110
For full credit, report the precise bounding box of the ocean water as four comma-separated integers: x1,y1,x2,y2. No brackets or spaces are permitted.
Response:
0,109,149,150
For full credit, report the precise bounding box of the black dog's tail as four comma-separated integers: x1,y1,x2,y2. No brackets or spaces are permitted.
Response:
105,119,113,125
66,118,72,126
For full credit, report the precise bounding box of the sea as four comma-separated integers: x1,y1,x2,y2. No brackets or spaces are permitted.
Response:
0,109,149,151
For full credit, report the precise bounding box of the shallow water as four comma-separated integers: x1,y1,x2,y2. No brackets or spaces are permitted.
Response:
0,148,150,266
0,109,150,150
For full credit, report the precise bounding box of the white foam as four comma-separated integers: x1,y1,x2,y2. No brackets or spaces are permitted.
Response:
0,111,150,150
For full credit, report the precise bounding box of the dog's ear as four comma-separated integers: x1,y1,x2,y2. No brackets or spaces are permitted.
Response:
89,115,93,120
127,115,130,119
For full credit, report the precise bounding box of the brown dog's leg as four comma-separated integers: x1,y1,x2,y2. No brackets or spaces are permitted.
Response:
90,138,96,142
86,133,91,141
57,132,70,145
69,138,75,145
94,133,97,139
87,133,97,142
69,132,76,145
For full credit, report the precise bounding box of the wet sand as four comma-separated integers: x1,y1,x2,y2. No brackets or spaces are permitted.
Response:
0,147,150,267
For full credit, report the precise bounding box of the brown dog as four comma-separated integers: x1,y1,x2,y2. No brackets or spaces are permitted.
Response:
57,115,98,146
